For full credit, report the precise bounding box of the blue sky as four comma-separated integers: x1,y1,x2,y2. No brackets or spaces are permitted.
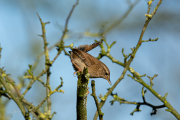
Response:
0,0,180,120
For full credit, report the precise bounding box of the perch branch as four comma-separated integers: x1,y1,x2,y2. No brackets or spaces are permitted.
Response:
76,68,89,120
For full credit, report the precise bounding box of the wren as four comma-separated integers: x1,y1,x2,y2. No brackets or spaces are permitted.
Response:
69,41,111,85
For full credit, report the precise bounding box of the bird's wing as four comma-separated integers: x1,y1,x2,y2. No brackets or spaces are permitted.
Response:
72,49,96,67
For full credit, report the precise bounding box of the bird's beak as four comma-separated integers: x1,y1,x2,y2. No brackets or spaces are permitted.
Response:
106,78,112,85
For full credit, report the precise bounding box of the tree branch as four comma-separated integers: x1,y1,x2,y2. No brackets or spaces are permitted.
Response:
91,80,104,120
128,70,180,119
76,68,89,120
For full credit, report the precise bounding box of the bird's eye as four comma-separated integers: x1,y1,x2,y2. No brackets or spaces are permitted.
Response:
105,73,108,75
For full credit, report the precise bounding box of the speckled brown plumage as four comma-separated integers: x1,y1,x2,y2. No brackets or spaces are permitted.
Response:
69,41,111,85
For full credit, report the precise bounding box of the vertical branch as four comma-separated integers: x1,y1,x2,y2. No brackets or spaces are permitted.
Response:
37,13,52,114
91,80,104,120
76,68,89,120
46,71,51,113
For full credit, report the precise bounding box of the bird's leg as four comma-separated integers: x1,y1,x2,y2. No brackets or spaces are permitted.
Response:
71,59,82,76
73,65,82,76
73,71,81,76
86,87,89,96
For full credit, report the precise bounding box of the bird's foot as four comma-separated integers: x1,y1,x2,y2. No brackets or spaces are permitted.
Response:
73,70,82,77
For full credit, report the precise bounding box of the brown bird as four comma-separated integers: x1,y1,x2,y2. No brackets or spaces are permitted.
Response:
69,41,111,85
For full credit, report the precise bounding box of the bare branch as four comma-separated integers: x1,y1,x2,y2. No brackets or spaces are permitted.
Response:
91,80,104,120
